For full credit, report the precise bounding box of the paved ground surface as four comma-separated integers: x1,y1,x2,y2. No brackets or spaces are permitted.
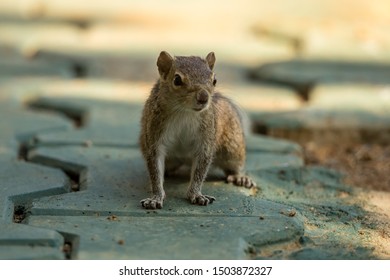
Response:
0,0,389,259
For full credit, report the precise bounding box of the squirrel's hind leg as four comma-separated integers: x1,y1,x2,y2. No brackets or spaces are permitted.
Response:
218,160,257,188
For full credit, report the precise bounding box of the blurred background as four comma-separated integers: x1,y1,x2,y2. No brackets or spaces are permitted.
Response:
0,0,389,191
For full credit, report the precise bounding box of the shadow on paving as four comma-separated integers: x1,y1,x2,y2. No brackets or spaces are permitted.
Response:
247,166,384,259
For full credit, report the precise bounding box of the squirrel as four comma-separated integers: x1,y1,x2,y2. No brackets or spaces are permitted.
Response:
139,51,256,209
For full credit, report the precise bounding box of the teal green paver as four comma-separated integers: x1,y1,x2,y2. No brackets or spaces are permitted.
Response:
287,247,367,260
0,92,383,259
252,165,353,206
0,97,72,222
249,60,390,90
32,97,142,147
0,223,64,247
246,135,302,154
0,99,72,156
0,97,73,259
27,214,303,260
251,108,390,133
0,56,71,78
0,245,64,260
0,159,70,222
25,142,308,259
0,160,70,259
28,144,302,216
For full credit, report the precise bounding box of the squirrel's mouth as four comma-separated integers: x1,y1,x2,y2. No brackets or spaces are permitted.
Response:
192,104,208,112
193,102,209,112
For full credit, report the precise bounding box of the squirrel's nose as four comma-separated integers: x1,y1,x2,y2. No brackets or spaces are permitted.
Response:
196,91,209,105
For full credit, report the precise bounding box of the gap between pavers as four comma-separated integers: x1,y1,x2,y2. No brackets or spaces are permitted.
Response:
0,99,72,153
0,160,71,260
0,96,75,259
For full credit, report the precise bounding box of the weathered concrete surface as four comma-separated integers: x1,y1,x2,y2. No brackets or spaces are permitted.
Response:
27,144,301,216
30,97,142,147
0,94,71,259
0,159,70,222
250,83,390,144
0,92,388,260
1,95,376,259
0,98,71,151
27,215,303,260
22,122,309,259
248,60,390,100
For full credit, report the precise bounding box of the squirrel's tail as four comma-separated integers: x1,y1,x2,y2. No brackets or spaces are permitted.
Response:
214,92,251,137
231,100,251,137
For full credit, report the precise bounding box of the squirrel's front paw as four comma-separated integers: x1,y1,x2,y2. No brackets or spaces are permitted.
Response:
227,174,257,188
140,196,164,209
188,193,216,206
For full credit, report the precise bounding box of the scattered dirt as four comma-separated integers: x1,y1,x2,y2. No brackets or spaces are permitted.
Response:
302,141,390,192
256,127,390,258
107,215,119,221
63,242,72,260
258,125,390,192
13,205,27,223
280,208,297,217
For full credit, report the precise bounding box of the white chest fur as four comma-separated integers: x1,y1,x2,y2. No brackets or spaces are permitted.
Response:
160,112,202,158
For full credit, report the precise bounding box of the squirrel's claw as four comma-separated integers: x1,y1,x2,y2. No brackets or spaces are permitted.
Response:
188,194,216,206
140,196,164,209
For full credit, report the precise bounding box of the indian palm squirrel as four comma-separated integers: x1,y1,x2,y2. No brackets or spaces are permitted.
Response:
139,51,256,209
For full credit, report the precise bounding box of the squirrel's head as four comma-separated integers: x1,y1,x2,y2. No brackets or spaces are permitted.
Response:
157,51,217,112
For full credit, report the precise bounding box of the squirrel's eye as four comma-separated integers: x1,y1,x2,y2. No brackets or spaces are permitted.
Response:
213,78,217,86
173,74,183,86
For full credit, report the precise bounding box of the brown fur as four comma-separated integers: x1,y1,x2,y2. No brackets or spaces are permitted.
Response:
139,51,256,209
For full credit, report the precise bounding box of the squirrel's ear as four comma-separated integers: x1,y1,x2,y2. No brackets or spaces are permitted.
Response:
157,51,173,79
206,52,216,70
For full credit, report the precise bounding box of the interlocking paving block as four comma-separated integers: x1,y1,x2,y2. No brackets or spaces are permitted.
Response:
31,97,142,147
0,245,64,260
251,108,390,132
27,213,304,259
31,96,303,151
0,99,72,154
309,84,390,111
24,140,306,259
35,49,159,81
0,159,70,222
0,55,71,78
287,247,374,260
248,60,390,97
246,152,302,172
2,101,378,259
0,223,63,247
0,93,75,259
246,135,302,155
0,159,69,259
288,204,378,260
252,166,353,206
28,145,302,217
